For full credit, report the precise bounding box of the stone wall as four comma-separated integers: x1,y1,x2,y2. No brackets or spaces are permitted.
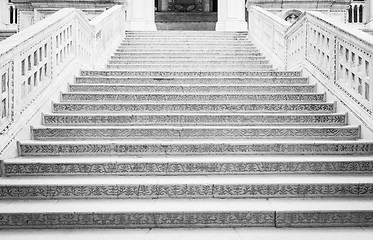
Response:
12,0,120,30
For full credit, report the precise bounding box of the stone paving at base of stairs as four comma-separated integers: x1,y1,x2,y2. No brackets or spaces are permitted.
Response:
1,228,373,240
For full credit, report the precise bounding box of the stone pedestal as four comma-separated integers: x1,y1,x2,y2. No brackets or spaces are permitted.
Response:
126,0,157,31
216,0,247,31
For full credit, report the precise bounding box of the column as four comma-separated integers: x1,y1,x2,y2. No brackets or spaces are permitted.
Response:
216,0,247,31
126,0,157,31
366,0,373,29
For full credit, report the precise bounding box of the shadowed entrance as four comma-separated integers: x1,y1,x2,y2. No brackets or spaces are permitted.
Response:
155,0,218,30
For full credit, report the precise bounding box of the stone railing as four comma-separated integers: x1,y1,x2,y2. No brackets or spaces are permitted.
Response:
248,6,291,69
0,5,126,157
249,6,373,136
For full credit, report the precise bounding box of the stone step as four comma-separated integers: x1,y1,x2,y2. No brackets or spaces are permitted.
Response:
1,175,373,200
119,44,256,48
126,31,248,35
60,93,324,103
114,50,262,56
110,56,267,61
17,139,373,156
3,155,372,176
68,84,316,93
108,59,269,65
119,41,254,45
52,102,336,114
124,34,247,39
31,126,360,141
75,76,309,85
114,49,261,54
42,113,348,126
80,70,302,78
0,199,372,228
117,46,257,50
123,37,249,41
125,31,248,36
106,64,273,71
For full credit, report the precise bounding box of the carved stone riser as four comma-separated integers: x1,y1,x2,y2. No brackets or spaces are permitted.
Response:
0,211,372,229
74,77,309,85
61,93,324,103
1,183,372,200
18,142,373,156
108,60,269,65
110,56,267,61
0,211,273,229
106,64,273,71
117,47,258,51
5,160,371,176
124,36,249,40
113,52,263,57
121,39,253,43
42,114,348,126
68,85,316,94
123,39,250,43
31,127,360,141
120,42,254,46
114,51,262,55
80,71,302,78
119,45,256,50
123,36,250,39
126,32,247,34
52,103,335,114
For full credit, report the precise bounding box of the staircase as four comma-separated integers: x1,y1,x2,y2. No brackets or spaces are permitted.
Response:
2,31,373,231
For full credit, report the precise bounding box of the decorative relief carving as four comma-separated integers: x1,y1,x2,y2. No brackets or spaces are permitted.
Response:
52,103,335,113
43,114,347,126
0,183,370,200
61,93,325,103
32,127,360,140
69,85,316,93
74,77,309,85
19,142,373,156
0,212,274,229
80,70,302,78
276,211,373,227
5,160,373,176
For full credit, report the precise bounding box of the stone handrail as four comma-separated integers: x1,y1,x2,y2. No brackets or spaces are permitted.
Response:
0,5,126,157
249,6,373,135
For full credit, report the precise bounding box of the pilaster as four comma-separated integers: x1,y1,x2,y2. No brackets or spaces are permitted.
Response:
216,0,247,32
366,0,373,29
126,0,157,31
